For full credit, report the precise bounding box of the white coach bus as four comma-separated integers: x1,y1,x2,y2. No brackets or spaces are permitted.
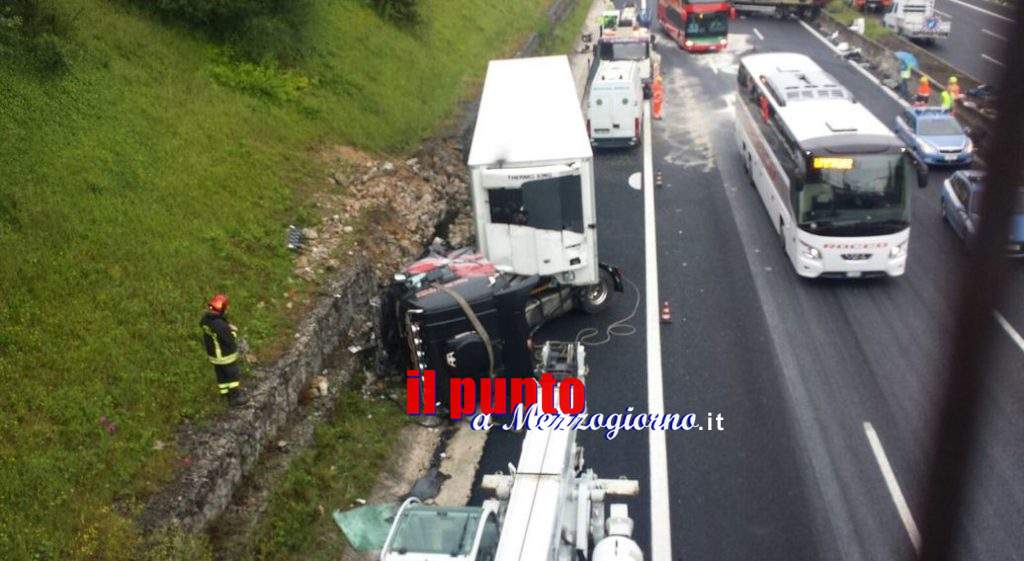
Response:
735,52,928,279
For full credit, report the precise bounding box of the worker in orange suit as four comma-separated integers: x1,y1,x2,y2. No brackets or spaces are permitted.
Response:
652,73,664,120
915,76,931,106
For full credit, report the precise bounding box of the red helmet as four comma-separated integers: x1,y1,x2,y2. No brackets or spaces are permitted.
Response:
208,293,229,314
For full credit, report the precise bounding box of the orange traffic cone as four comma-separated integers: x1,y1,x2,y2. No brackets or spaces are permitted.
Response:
660,301,672,324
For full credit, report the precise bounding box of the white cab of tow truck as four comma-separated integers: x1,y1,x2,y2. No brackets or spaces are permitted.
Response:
594,16,656,82
587,60,644,148
467,56,599,288
380,501,501,561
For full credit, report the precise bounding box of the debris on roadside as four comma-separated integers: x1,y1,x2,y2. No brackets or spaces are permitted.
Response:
300,140,474,284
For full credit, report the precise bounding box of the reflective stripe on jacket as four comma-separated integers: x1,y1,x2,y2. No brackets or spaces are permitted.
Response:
201,312,239,365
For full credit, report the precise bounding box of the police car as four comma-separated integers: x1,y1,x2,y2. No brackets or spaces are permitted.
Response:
895,107,973,166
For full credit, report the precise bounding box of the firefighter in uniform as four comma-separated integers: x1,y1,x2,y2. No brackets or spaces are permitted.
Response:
200,294,246,406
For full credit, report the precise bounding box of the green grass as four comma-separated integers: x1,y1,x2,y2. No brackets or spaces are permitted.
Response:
825,0,894,40
540,0,593,55
246,387,407,561
0,0,581,558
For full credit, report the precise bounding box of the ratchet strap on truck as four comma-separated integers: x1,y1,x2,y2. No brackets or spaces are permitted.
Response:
436,284,495,378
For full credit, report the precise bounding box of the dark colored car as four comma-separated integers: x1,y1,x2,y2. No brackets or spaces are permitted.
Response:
940,170,1024,256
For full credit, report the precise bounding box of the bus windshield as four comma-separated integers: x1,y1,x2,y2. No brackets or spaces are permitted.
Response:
797,154,912,236
598,40,649,61
685,12,728,38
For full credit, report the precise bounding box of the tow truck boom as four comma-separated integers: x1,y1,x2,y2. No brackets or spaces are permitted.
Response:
379,342,643,561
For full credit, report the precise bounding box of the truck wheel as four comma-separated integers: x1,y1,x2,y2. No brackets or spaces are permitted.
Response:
579,268,614,315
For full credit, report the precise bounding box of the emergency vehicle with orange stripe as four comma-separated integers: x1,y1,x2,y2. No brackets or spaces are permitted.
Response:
734,53,929,279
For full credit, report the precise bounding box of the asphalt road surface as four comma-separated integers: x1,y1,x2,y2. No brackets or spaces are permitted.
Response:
913,0,1016,84
472,10,1024,561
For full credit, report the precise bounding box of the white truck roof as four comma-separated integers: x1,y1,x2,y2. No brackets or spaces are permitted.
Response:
592,60,640,85
468,56,592,167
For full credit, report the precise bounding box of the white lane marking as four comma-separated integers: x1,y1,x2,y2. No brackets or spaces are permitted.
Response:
863,422,922,553
982,28,1007,40
981,53,1006,66
643,99,672,561
994,311,1024,355
798,21,910,108
753,27,765,40
935,8,952,17
941,0,1014,22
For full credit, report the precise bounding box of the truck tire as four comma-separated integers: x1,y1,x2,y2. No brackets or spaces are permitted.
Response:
578,268,614,315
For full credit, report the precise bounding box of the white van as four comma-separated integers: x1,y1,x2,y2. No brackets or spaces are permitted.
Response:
586,60,644,148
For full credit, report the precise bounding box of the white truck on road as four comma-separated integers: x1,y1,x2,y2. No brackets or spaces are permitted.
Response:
883,0,951,43
468,56,621,313
587,60,645,148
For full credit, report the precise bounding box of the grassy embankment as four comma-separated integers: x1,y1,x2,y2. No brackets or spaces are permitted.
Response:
825,0,894,41
0,0,590,558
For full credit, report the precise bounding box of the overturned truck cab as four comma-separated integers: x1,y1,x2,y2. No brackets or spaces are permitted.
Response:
377,57,622,406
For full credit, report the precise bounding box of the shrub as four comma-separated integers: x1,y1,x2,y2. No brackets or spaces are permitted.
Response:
28,31,68,72
368,0,420,26
0,0,70,73
127,0,313,64
137,528,213,561
209,55,311,101
0,9,23,52
134,0,278,28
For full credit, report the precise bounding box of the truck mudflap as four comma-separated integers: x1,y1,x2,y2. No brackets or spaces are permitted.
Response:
600,262,625,293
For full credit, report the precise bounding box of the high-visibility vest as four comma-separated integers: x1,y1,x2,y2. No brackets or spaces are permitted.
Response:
918,81,931,97
941,90,953,110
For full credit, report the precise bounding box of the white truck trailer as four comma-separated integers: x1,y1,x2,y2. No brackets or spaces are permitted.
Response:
883,0,951,43
468,56,620,313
